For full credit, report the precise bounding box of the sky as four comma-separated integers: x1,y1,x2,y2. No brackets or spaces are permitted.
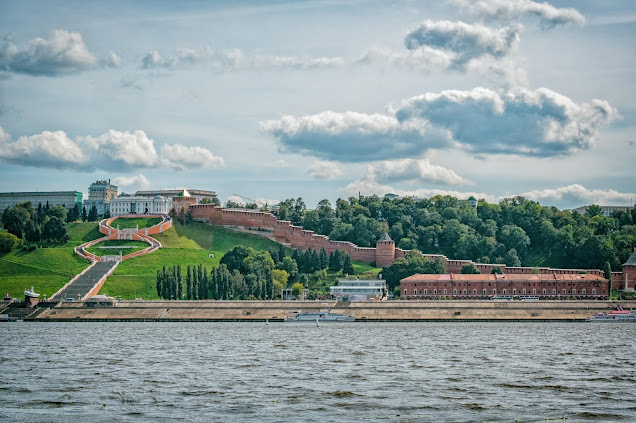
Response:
0,0,634,209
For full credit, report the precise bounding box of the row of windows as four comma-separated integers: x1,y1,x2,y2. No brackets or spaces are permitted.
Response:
406,288,597,295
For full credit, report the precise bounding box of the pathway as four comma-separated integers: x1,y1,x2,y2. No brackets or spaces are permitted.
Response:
52,261,118,301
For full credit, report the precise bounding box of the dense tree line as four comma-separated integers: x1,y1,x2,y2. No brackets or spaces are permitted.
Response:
272,195,636,271
1,202,72,247
155,244,357,300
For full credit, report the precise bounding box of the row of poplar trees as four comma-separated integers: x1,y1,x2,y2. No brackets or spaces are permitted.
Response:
156,263,274,300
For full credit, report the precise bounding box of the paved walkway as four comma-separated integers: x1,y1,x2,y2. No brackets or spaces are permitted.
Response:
53,262,117,301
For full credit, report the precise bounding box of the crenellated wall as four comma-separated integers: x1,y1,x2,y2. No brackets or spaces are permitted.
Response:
189,204,627,283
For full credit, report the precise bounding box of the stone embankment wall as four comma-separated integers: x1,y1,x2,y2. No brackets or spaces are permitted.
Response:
32,300,636,322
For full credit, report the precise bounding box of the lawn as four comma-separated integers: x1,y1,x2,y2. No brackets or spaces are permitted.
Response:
110,217,162,229
101,221,282,299
85,240,150,257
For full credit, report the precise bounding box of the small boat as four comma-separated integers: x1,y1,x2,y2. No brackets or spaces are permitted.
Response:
284,310,354,322
586,306,636,322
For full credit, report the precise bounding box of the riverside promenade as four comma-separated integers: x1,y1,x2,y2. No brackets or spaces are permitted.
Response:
31,300,636,322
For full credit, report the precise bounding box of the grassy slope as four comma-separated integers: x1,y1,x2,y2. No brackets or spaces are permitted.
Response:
101,221,282,299
86,240,149,256
0,222,100,299
111,217,162,229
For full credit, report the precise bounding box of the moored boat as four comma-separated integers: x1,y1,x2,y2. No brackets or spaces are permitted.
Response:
586,306,636,322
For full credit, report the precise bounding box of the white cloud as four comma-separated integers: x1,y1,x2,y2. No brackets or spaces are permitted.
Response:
305,160,344,179
516,184,636,207
0,30,119,76
365,158,471,186
0,126,224,172
112,174,151,190
261,87,619,161
160,144,225,170
452,0,585,29
140,47,345,71
260,110,447,161
404,20,520,68
340,179,496,202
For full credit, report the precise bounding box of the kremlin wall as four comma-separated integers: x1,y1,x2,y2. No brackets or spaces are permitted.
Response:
189,204,636,291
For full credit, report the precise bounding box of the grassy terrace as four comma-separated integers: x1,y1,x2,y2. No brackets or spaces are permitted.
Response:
110,217,162,229
0,222,100,299
85,240,150,257
100,221,282,299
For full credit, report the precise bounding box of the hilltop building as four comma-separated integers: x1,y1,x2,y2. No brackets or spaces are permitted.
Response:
135,189,216,204
0,191,82,213
110,195,172,216
82,179,118,216
570,205,633,217
172,189,197,214
622,250,636,292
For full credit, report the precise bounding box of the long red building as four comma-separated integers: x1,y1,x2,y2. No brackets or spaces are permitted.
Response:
401,273,609,300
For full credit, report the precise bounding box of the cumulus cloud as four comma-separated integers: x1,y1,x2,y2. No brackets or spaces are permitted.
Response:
140,47,345,71
404,20,520,69
0,30,120,76
341,179,496,203
452,0,585,29
0,126,223,172
365,158,471,186
160,144,225,170
260,110,447,161
516,184,636,207
261,87,618,161
396,87,619,156
305,160,344,180
112,174,151,191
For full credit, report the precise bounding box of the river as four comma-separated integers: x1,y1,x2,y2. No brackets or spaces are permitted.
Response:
1,322,635,422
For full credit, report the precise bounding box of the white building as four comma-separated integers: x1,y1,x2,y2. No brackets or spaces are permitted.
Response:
330,279,388,301
109,195,172,216
571,205,634,217
0,191,83,213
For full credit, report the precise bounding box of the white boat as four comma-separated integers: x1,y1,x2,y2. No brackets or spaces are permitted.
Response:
284,310,354,322
586,307,636,322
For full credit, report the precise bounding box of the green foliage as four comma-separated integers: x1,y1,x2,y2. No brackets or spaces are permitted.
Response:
0,231,21,252
112,217,162,229
88,204,98,221
461,263,481,274
381,251,446,290
491,266,503,274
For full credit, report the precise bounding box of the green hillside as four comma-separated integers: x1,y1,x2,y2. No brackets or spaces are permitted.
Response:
100,221,283,299
0,222,101,299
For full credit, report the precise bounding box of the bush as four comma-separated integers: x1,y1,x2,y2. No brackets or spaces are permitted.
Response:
0,231,21,252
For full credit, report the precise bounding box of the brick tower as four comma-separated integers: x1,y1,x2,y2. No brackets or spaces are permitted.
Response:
622,249,636,291
375,232,396,267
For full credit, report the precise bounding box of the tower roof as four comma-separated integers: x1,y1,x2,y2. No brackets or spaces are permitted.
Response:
177,189,191,197
624,249,636,266
378,232,393,242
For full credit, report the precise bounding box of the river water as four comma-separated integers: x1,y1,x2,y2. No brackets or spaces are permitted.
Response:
1,322,635,422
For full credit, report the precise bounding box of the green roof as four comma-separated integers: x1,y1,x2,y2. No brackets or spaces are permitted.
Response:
177,189,191,197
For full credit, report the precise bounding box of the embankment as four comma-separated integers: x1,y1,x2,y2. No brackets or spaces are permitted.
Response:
30,300,636,322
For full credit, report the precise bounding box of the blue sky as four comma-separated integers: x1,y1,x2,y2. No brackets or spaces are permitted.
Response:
0,0,634,209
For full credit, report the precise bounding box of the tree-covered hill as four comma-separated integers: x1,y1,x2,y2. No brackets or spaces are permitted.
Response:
273,195,636,271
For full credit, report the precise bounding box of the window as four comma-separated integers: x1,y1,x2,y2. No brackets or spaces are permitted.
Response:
562,289,566,294
523,289,526,294
513,289,517,294
592,289,596,295
473,289,476,294
434,289,437,295
553,289,556,294
444,289,447,295
404,289,407,295
572,289,576,295
542,289,546,295
424,289,427,295
414,289,417,295
533,289,536,294
453,289,457,295
582,289,586,295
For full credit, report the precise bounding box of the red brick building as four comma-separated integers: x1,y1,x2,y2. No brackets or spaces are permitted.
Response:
401,273,608,300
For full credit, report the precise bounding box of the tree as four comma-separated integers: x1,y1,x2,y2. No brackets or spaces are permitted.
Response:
2,205,30,238
220,246,255,273
504,249,521,267
342,254,354,275
461,263,481,274
156,270,162,298
42,216,68,242
186,265,193,300
585,204,603,218
491,266,503,274
82,206,88,222
0,232,21,252
88,204,98,221
291,282,304,297
319,248,328,270
604,261,612,293
276,256,298,279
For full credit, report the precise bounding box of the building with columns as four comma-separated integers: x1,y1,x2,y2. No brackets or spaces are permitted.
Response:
110,195,172,216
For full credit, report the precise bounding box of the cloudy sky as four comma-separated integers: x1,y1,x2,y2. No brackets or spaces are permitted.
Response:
1,0,634,209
